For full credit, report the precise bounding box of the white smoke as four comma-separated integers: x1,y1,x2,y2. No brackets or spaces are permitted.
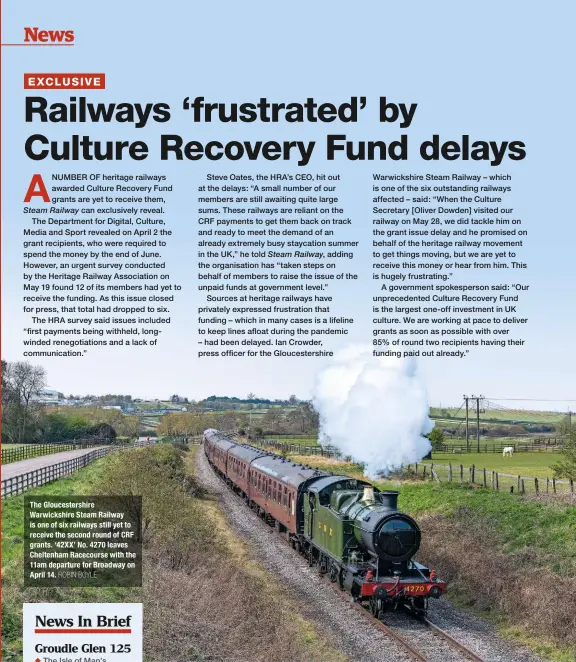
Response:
312,346,433,477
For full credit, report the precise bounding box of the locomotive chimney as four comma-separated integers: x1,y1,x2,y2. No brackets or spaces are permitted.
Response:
378,491,399,510
362,486,376,503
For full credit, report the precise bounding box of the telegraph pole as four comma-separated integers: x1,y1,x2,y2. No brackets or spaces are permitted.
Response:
476,396,481,453
464,395,469,451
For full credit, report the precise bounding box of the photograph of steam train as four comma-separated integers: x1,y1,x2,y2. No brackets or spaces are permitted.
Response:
204,428,445,617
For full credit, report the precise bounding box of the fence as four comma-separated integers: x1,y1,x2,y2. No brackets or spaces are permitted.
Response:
435,439,564,454
1,443,85,465
0,438,169,498
1,438,129,465
159,435,203,444
1,447,112,498
405,462,575,497
256,439,573,498
257,437,564,457
255,438,342,457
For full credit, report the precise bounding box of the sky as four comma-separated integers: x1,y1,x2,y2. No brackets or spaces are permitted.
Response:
1,0,575,408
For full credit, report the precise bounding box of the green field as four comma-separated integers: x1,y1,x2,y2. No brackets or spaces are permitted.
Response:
432,435,561,447
423,451,563,479
429,406,567,425
266,435,320,446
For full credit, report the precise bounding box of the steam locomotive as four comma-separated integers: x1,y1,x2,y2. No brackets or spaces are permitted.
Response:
203,428,445,616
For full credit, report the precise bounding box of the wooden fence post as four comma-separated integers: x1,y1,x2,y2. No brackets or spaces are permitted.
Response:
460,464,463,483
423,465,427,480
535,478,539,494
521,479,525,494
449,463,453,482
495,472,499,490
517,475,521,492
553,478,556,494
546,478,549,494
483,468,487,488
471,464,476,484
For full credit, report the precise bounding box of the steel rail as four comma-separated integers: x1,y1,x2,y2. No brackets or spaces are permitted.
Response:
421,617,485,662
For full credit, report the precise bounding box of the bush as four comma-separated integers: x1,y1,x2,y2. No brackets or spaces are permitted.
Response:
552,429,576,480
427,426,445,450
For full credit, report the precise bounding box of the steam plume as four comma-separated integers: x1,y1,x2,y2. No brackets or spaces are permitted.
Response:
312,346,433,477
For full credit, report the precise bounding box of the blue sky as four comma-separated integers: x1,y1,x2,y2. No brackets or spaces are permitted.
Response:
1,1,574,405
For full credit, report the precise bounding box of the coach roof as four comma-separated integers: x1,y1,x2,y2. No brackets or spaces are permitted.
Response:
251,454,328,488
228,444,266,463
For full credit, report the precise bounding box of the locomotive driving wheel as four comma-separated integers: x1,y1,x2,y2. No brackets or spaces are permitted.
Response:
307,547,315,567
329,563,339,583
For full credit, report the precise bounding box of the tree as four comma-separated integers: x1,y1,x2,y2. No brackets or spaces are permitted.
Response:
288,394,298,405
286,402,319,433
262,407,283,432
246,392,256,400
157,412,210,438
556,413,573,437
117,415,141,439
214,411,238,432
552,429,576,480
2,360,47,444
427,426,445,450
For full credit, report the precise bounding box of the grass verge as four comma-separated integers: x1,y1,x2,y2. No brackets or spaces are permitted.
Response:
291,454,576,662
2,444,346,662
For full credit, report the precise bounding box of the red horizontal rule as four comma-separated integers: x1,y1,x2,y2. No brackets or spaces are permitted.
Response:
23,73,106,89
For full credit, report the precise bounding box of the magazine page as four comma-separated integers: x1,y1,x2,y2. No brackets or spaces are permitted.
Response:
1,3,575,662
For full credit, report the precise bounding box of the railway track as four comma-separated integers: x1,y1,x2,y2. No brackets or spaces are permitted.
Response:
207,453,488,662
321,559,486,662
420,617,485,661
352,595,486,662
